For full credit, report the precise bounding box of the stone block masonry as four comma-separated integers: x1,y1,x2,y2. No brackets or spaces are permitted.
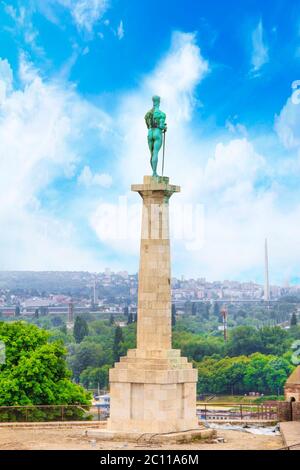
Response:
107,176,198,434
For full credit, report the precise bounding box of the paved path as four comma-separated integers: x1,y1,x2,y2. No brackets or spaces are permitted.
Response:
280,422,300,450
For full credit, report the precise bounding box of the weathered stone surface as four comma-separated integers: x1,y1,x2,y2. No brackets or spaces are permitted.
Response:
284,366,300,403
107,176,198,434
292,402,300,421
278,402,292,422
88,426,215,443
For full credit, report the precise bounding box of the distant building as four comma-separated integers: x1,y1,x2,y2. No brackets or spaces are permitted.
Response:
1,308,15,317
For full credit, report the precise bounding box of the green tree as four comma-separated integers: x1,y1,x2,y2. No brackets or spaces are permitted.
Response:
172,304,176,327
60,323,67,335
226,326,263,356
291,312,298,327
243,353,270,392
222,356,250,395
109,314,114,326
51,316,64,328
73,316,89,343
264,357,293,394
69,342,106,381
113,326,123,362
196,353,293,395
0,321,90,406
80,365,110,389
181,337,225,361
258,326,290,356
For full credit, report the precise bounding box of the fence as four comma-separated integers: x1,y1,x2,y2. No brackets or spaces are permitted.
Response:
197,402,279,421
0,405,109,423
0,402,279,423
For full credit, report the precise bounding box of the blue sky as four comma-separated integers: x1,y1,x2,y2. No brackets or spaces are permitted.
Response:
0,0,300,284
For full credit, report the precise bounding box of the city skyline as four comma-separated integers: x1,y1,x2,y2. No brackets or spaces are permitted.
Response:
0,1,300,283
0,266,297,289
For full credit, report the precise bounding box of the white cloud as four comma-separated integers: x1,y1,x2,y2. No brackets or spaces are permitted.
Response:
2,29,300,283
111,31,209,190
78,166,112,188
88,31,300,283
4,3,45,56
89,31,210,265
145,32,209,121
0,55,111,270
54,0,108,33
275,92,300,150
9,0,109,36
4,4,26,27
183,137,300,282
202,139,264,192
251,19,269,74
0,58,13,104
72,0,108,32
225,118,248,137
117,20,124,40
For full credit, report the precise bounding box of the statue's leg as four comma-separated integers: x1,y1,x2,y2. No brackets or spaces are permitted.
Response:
147,131,154,173
152,131,162,176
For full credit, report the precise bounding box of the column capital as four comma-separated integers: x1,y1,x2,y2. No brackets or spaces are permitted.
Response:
131,175,180,196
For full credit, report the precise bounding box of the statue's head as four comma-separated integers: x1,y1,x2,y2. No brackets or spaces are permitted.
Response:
152,95,161,107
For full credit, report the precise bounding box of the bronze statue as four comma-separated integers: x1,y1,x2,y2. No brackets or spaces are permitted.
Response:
145,96,167,177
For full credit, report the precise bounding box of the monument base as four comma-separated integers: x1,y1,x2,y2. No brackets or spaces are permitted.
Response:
107,348,198,434
87,426,215,444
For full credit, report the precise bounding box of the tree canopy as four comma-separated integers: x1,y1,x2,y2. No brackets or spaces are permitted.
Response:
197,353,294,395
73,316,89,343
0,321,90,406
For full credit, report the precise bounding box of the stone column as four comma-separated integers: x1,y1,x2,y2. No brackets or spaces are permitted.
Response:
132,176,179,351
107,176,198,434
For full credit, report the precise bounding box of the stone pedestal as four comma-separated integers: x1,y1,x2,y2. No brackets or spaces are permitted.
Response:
107,176,198,434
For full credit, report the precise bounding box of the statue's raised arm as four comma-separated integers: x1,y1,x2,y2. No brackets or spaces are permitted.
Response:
145,95,167,177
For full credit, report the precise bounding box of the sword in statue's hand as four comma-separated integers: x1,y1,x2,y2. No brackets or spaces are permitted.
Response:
162,126,167,177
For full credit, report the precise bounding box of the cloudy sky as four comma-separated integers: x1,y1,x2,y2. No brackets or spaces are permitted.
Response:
0,0,300,284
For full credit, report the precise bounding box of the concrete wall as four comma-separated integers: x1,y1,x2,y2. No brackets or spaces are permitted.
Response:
292,402,300,421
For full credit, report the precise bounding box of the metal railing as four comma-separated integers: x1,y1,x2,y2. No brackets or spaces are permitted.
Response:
0,405,109,423
0,402,278,423
197,402,279,421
